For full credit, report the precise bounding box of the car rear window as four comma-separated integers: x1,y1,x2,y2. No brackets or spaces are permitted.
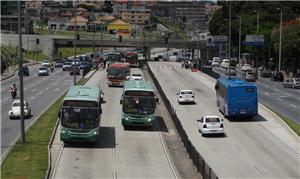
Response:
294,79,300,82
205,117,220,123
13,102,20,107
39,67,47,70
181,91,193,94
133,74,141,77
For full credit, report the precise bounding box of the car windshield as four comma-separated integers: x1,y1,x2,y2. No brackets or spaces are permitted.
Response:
294,79,300,82
122,96,156,115
39,67,47,70
61,107,99,129
132,74,141,77
13,102,20,107
64,62,71,65
206,117,220,123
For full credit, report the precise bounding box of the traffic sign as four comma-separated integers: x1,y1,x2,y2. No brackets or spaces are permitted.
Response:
243,35,264,46
213,36,228,44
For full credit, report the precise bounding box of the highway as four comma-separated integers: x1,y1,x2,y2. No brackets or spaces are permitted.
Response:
1,64,80,157
52,68,178,178
148,62,300,179
213,67,300,124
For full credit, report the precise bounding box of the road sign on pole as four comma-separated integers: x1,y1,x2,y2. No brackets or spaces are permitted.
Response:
213,36,228,44
243,35,264,46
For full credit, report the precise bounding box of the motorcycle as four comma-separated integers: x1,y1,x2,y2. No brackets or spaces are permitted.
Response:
10,88,17,99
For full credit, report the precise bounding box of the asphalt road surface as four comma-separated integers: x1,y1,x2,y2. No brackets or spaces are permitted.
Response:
1,64,81,157
149,62,300,179
52,68,179,178
213,67,300,124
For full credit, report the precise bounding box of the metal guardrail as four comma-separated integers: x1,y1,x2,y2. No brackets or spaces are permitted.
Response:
146,62,219,179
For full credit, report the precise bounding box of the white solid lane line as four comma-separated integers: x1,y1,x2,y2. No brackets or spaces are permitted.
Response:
289,104,297,108
30,96,36,100
276,98,282,101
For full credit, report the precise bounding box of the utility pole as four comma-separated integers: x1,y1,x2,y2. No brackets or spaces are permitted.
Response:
18,0,26,144
277,8,283,72
73,2,77,85
238,15,241,63
35,8,37,62
92,25,95,59
228,1,232,78
101,22,103,53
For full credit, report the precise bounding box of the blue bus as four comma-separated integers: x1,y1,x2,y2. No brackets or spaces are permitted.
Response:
215,77,258,117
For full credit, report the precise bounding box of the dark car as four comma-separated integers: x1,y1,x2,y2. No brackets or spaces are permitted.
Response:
271,72,284,82
18,66,29,76
55,60,63,68
153,57,159,61
260,69,272,78
70,66,80,75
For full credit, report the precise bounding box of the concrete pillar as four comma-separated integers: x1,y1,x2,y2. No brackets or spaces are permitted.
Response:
148,47,151,61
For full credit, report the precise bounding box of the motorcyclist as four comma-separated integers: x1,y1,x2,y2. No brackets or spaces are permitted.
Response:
50,63,54,72
10,84,17,99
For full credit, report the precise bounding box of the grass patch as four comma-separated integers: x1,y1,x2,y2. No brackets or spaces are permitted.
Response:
58,47,94,58
270,108,300,136
1,77,87,178
1,45,47,62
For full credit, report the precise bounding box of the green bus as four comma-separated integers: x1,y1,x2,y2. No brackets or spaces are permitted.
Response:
120,80,158,128
59,85,102,143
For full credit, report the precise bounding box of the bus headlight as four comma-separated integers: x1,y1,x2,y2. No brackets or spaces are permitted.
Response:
148,118,152,122
125,117,129,121
61,129,66,134
93,131,98,135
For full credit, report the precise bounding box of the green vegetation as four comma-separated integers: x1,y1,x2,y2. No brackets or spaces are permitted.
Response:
158,17,189,40
58,47,94,58
270,108,300,136
1,77,87,179
209,1,300,68
1,45,47,63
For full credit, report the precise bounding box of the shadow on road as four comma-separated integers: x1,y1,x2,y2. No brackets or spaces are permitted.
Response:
227,114,267,122
123,116,169,132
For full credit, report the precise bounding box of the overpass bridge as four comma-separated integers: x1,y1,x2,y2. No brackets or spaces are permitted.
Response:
53,36,207,60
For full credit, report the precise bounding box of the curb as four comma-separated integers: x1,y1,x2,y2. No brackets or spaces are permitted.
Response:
258,103,300,138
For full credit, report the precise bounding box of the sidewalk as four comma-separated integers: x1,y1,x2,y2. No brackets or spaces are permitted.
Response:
0,60,39,81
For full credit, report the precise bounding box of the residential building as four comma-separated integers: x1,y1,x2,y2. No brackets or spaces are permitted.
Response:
107,18,131,36
121,9,151,25
66,16,89,31
1,1,33,33
148,1,206,30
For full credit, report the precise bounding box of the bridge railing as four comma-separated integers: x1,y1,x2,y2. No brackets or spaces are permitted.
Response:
146,62,219,179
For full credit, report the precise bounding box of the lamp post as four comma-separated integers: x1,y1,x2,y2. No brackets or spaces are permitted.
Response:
73,2,77,85
228,1,231,60
18,0,26,144
238,15,241,63
276,8,283,71
253,10,259,33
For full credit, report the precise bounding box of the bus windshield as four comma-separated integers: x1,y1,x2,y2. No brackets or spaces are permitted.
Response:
61,107,98,129
108,68,125,77
122,96,156,115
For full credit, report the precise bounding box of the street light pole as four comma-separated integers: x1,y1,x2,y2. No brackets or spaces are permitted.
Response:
92,25,95,59
238,15,241,63
73,2,77,85
35,8,37,62
228,1,231,60
277,8,283,71
254,10,259,33
101,22,103,53
18,0,26,144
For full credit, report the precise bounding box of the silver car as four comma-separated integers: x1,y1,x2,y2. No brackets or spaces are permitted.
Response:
282,78,300,88
244,72,257,82
38,67,49,76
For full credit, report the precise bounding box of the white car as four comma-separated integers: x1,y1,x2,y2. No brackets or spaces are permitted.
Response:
9,99,31,119
221,59,230,68
177,90,195,104
130,73,143,81
197,115,224,136
38,67,49,76
242,64,252,71
42,60,50,67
